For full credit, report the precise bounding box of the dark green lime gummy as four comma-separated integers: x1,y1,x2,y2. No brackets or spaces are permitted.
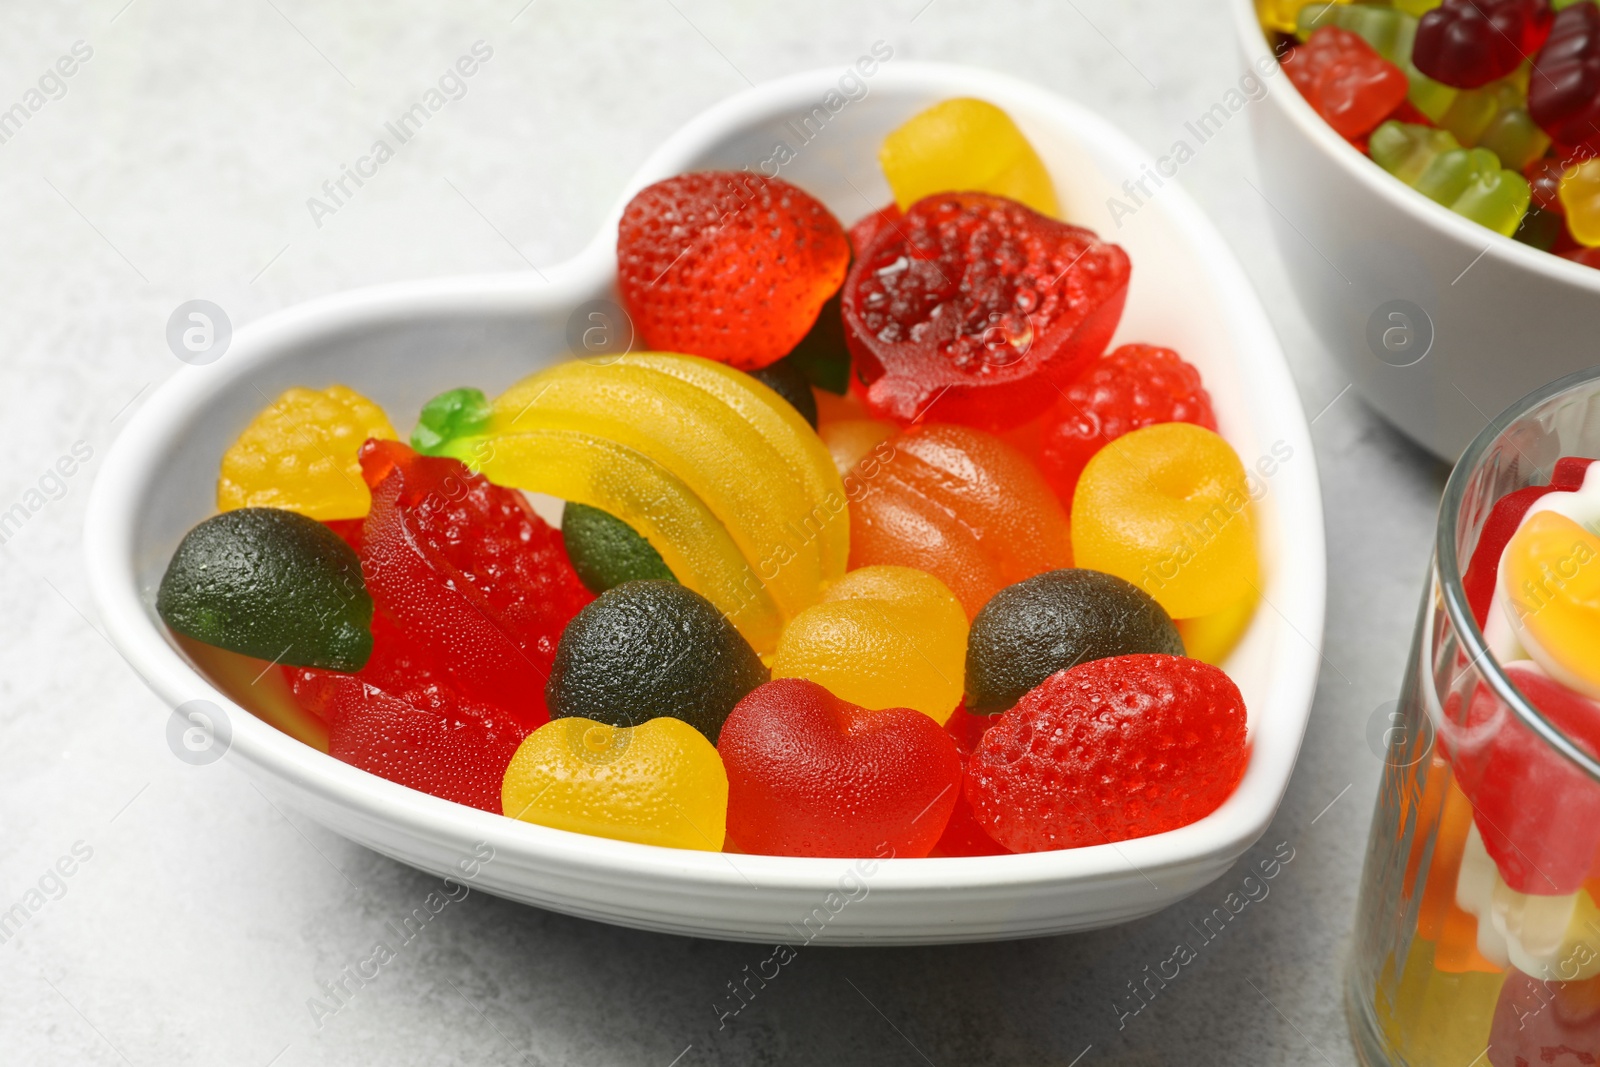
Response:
157,507,373,672
965,568,1184,715
561,502,674,593
410,386,492,455
750,353,819,429
784,290,851,395
547,580,767,743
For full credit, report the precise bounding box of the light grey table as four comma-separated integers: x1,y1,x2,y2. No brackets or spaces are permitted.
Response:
0,1,1452,1063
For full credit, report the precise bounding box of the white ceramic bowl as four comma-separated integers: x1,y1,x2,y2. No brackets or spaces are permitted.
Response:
84,62,1324,945
1232,0,1600,461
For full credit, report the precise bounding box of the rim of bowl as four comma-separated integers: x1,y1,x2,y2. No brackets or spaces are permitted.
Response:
1437,364,1600,783
1227,0,1600,295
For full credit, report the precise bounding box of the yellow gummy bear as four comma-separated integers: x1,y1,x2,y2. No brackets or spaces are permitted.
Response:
1501,509,1600,697
1560,158,1600,248
879,97,1059,217
501,717,728,851
1071,422,1259,619
441,353,847,653
217,385,396,520
769,565,966,725
1257,0,1348,35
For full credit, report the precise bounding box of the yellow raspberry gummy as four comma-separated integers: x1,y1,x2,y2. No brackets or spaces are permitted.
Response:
879,97,1060,217
501,717,729,851
1501,509,1600,698
769,565,967,725
1071,422,1260,619
217,385,397,520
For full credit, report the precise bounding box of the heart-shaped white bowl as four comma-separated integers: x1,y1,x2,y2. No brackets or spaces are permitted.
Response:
84,62,1324,945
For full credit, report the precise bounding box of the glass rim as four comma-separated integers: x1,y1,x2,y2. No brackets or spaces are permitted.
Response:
1438,364,1600,784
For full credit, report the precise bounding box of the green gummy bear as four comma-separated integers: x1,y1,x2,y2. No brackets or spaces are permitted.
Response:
410,387,492,455
1415,147,1503,207
1370,122,1463,186
1369,122,1531,236
1452,169,1532,237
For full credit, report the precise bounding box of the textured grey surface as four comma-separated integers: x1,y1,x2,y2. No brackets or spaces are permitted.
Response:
0,1,1453,1063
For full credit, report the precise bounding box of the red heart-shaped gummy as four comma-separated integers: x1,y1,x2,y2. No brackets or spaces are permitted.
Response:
719,678,962,858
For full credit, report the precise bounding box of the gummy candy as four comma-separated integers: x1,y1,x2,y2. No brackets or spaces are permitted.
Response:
719,677,961,858
1413,0,1552,89
158,507,373,671
878,97,1059,217
1529,2,1600,160
560,502,675,593
844,423,1074,620
1286,27,1412,140
840,192,1130,431
1036,344,1217,508
1070,422,1259,620
547,580,768,744
1264,0,1348,35
358,439,591,722
1461,457,1593,625
1369,121,1532,235
502,716,729,851
1436,70,1552,170
963,569,1183,715
424,353,847,653
750,354,820,428
616,172,849,370
1174,590,1261,666
967,654,1248,852
217,385,396,520
1375,938,1503,1066
1560,158,1600,246
1498,510,1600,696
1456,823,1600,980
770,566,966,725
1486,969,1600,1065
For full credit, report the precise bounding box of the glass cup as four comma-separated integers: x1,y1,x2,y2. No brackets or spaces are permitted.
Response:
1347,366,1600,1066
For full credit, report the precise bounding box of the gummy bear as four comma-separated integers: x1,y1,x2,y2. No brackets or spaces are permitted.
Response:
1560,158,1600,246
1262,0,1348,35
1413,0,1553,89
1036,343,1218,508
770,566,966,724
616,172,850,370
1369,121,1532,235
966,654,1249,852
719,678,962,858
1070,422,1259,620
840,192,1131,431
358,439,592,722
1529,1,1600,160
502,716,729,851
878,97,1059,217
217,385,397,520
1286,27,1412,140
291,613,533,812
839,422,1074,620
1436,70,1552,170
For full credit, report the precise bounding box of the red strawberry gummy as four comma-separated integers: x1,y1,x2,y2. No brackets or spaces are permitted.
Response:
1037,343,1218,506
1458,456,1593,627
287,614,530,811
1530,2,1600,159
967,654,1248,852
1414,0,1553,89
841,192,1131,432
1286,27,1411,140
930,702,1008,856
358,439,591,724
718,678,962,858
616,171,850,371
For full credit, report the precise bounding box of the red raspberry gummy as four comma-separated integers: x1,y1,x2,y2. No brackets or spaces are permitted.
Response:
1415,0,1553,89
288,614,531,812
967,654,1248,852
1036,344,1218,507
719,678,962,858
1530,2,1600,160
358,439,591,724
616,171,850,371
1286,27,1411,140
841,192,1131,432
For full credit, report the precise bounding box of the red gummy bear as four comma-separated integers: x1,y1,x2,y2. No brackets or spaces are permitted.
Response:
1036,343,1218,507
1530,2,1600,159
358,439,591,724
1446,665,1600,895
616,171,850,370
967,655,1248,853
719,678,962,858
1415,0,1553,89
841,192,1131,432
288,614,531,811
1488,970,1600,1066
1287,27,1412,139
1459,457,1593,627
